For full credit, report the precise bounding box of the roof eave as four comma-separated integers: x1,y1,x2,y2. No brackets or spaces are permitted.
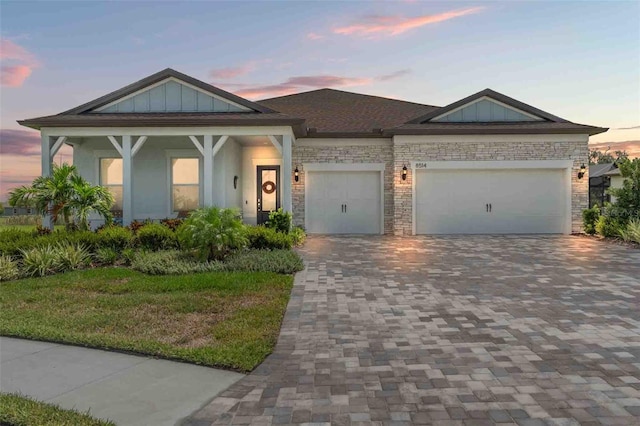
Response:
386,126,609,136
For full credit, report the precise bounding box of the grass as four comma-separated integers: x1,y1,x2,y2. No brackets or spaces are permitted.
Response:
0,392,115,426
0,268,293,372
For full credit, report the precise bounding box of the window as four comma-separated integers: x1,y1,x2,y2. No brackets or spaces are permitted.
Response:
100,158,123,210
172,158,199,212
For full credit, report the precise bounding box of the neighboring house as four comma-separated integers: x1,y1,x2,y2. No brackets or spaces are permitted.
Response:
19,68,607,235
2,206,35,216
588,163,625,207
604,167,624,204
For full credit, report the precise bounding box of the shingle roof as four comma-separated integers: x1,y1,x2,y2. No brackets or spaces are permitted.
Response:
589,163,616,178
258,89,438,136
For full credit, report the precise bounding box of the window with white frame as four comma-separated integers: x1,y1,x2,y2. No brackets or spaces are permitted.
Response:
99,158,123,210
171,158,199,212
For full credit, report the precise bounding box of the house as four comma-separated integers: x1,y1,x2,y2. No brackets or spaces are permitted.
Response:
19,68,607,235
588,163,625,208
1,206,36,217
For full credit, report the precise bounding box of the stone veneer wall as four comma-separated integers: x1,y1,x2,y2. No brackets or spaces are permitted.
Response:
393,140,589,235
292,143,394,234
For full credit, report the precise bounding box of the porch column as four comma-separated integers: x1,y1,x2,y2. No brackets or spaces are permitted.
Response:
122,135,133,226
41,134,53,229
282,134,293,214
203,135,214,206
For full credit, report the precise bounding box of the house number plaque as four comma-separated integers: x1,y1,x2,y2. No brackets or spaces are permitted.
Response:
414,162,428,169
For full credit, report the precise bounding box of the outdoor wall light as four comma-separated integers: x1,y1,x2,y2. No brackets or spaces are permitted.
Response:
294,167,299,182
402,165,408,181
578,164,586,179
233,175,238,189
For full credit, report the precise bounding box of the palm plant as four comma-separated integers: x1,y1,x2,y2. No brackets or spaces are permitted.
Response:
8,163,113,230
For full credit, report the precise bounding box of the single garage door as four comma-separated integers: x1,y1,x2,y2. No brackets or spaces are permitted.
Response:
306,171,381,234
415,168,567,234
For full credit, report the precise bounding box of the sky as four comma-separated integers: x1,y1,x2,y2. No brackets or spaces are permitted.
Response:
1,0,639,200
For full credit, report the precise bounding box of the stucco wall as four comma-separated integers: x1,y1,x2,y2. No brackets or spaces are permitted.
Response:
292,140,394,234
392,136,589,235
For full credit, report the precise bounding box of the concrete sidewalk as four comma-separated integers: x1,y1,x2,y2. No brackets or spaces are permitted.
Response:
0,337,243,426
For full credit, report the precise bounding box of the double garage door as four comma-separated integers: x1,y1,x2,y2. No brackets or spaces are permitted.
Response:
305,165,569,235
415,168,568,234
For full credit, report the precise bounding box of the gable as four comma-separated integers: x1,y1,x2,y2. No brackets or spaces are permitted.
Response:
431,97,544,122
93,78,250,113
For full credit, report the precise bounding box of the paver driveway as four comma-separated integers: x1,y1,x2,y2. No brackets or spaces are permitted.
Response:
187,236,640,425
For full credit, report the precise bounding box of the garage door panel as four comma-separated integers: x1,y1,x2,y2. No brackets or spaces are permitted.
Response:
415,168,566,234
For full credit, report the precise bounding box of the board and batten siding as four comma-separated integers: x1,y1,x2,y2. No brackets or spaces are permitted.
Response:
96,80,247,113
433,99,542,122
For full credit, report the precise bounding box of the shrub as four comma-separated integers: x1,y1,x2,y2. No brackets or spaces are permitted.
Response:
33,225,52,236
595,215,622,238
225,249,304,274
619,219,640,243
95,247,118,265
582,205,601,235
20,245,61,277
131,250,223,275
246,226,293,250
607,158,640,226
266,208,292,233
56,242,92,271
177,207,247,260
0,255,20,281
2,215,40,226
121,248,137,265
160,218,184,232
290,226,306,246
134,223,177,251
127,219,150,234
97,226,132,250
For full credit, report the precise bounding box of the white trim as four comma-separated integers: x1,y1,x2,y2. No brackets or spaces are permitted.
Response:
296,138,392,147
303,162,386,172
42,126,296,138
94,76,251,112
410,160,573,170
188,136,205,155
267,135,282,155
282,134,292,213
131,136,147,157
51,136,67,157
107,136,123,155
303,163,385,235
431,96,544,122
394,134,589,144
212,135,229,158
411,160,573,235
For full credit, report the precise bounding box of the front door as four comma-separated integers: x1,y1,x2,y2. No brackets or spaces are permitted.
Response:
257,165,280,225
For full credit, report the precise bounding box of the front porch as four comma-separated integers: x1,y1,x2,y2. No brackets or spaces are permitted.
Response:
40,127,294,228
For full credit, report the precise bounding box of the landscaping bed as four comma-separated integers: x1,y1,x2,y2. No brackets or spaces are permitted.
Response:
0,268,293,372
0,392,114,426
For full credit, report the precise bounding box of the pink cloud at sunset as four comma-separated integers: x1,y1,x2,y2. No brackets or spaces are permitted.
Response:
210,62,255,79
0,38,39,87
334,7,484,37
306,32,324,40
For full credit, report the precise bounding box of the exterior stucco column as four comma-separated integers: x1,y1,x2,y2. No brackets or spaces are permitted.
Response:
282,134,292,214
122,135,133,226
41,134,53,229
203,135,214,207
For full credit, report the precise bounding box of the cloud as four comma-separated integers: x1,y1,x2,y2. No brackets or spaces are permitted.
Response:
615,125,640,130
377,69,411,81
589,140,640,158
210,62,255,79
0,129,41,156
307,32,324,40
0,38,39,87
334,7,484,37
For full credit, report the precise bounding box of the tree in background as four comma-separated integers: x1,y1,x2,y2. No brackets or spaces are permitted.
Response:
0,202,4,216
8,163,113,230
607,158,640,224
589,146,628,164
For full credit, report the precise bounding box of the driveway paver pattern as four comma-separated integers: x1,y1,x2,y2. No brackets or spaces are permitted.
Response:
187,235,640,425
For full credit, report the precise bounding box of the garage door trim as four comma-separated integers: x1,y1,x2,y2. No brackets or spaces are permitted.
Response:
303,162,385,235
411,160,573,235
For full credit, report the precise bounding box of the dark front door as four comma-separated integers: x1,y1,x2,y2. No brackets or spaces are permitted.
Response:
257,165,280,225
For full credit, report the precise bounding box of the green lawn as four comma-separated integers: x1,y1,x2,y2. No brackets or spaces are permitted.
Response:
0,268,293,372
0,393,115,426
